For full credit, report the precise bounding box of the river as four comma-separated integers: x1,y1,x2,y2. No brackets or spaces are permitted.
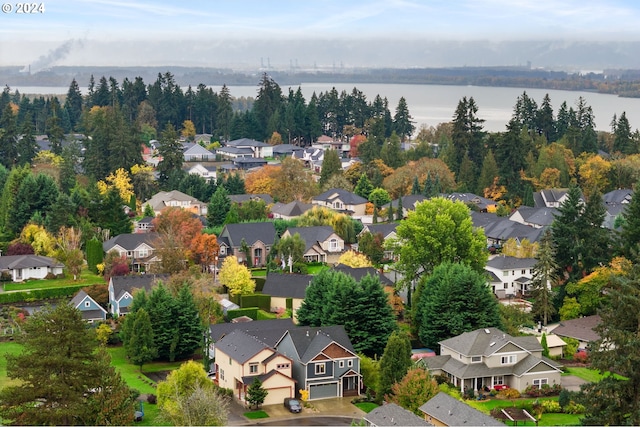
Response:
11,83,640,133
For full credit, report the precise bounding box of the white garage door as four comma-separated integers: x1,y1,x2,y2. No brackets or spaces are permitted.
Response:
264,386,292,406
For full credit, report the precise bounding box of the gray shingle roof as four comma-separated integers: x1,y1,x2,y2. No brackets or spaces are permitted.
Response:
216,329,274,364
284,226,336,252
110,274,169,301
221,222,276,247
313,188,368,205
552,315,601,343
227,138,270,148
283,325,355,364
360,223,398,238
229,194,274,204
262,273,313,299
209,318,295,346
419,392,505,426
0,255,64,270
365,403,431,426
103,233,159,252
439,328,541,357
271,200,313,218
486,256,537,270
332,264,394,286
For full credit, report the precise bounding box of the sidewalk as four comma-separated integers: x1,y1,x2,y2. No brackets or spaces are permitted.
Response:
228,397,366,425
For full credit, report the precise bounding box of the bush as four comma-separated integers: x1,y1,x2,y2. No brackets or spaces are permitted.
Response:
540,400,562,413
524,383,561,398
573,350,589,363
147,394,157,404
558,389,571,409
498,388,521,399
565,402,586,414
433,373,450,385
292,262,308,274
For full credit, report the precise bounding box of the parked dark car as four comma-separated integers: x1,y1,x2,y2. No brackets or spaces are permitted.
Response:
284,398,302,413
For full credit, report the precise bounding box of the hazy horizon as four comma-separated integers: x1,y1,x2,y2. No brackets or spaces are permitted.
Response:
2,1,640,73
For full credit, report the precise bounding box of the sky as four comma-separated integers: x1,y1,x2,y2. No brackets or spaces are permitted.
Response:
2,0,640,70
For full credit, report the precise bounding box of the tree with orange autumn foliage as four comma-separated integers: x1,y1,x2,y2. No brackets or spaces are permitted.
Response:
245,165,279,195
192,233,219,272
349,134,366,158
151,207,203,259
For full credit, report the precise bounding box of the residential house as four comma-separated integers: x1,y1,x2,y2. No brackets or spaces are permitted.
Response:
262,273,313,322
187,163,217,182
332,264,394,287
552,315,601,351
193,133,212,144
602,188,633,229
356,223,398,260
144,190,208,216
217,145,254,159
537,334,567,358
275,325,361,400
272,144,304,159
233,157,268,170
534,188,584,208
227,138,274,158
108,274,169,317
103,233,160,273
312,188,368,216
471,212,544,249
182,142,215,162
0,255,64,282
444,192,497,212
509,206,558,229
70,290,107,322
485,255,537,298
271,200,313,220
420,328,563,393
218,222,276,266
314,135,350,156
383,195,428,219
364,403,431,427
419,392,505,426
214,329,296,405
133,216,154,233
281,226,345,263
208,318,295,360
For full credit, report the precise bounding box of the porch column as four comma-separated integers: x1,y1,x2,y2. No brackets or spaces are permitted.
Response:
491,375,494,388
460,378,464,393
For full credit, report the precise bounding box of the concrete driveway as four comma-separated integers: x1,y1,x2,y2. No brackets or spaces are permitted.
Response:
561,375,588,391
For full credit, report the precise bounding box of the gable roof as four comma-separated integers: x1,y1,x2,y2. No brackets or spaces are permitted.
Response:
444,192,497,210
471,212,544,244
603,188,633,205
486,255,537,270
552,315,601,343
360,223,398,238
332,264,394,286
0,255,64,270
103,233,159,252
70,290,108,320
279,325,355,363
216,329,274,364
271,200,314,218
221,222,276,247
313,188,368,206
209,318,295,346
109,274,169,301
262,273,313,299
272,144,304,155
229,194,274,204
419,392,505,426
365,403,431,426
227,138,270,148
284,226,338,252
509,206,558,227
439,327,541,357
182,143,214,156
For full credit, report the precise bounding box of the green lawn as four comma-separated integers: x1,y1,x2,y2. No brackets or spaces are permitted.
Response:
244,410,269,419
564,367,626,382
3,269,104,291
469,397,581,426
307,265,328,275
354,402,379,413
0,341,23,387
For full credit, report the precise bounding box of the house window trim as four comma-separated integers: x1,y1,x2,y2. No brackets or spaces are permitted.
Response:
501,355,517,365
339,360,344,368
249,362,259,374
347,359,353,367
493,376,504,386
315,362,326,375
471,356,482,363
533,378,548,387
276,363,290,370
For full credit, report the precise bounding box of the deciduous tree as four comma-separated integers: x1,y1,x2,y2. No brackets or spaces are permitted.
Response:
388,368,439,415
337,250,372,268
219,255,255,296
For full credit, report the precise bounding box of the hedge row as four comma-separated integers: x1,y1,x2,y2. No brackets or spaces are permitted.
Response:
0,285,86,304
226,307,258,321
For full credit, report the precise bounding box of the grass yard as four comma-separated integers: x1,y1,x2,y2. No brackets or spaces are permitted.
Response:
564,366,627,382
0,341,23,387
3,269,104,291
354,402,379,413
469,397,581,426
306,265,328,275
244,410,269,419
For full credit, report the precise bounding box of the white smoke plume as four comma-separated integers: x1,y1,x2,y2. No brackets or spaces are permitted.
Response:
21,39,83,74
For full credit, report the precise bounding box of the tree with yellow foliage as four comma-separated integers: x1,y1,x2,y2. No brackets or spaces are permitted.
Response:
97,168,134,205
337,250,372,268
245,165,278,195
578,154,611,199
218,256,255,297
180,120,196,141
20,223,56,256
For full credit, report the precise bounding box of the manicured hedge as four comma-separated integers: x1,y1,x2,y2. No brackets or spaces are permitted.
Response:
240,294,270,311
0,285,85,304
226,307,258,321
252,277,266,292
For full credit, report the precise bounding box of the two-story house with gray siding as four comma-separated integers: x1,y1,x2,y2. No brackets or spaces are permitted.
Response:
274,325,361,400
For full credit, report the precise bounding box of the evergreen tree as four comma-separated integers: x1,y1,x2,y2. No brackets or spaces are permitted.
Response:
0,304,136,425
392,97,415,141
246,378,268,409
354,173,374,200
396,196,404,221
387,203,394,222
207,185,231,227
99,186,132,236
414,262,503,351
380,132,404,168
63,78,83,131
530,230,559,326
476,149,498,196
45,192,77,233
377,331,412,402
411,176,421,195
157,123,183,186
619,181,640,258
540,333,550,358
175,285,204,360
613,111,635,155
86,236,103,274
127,308,157,370
16,115,38,166
319,148,342,187
0,103,18,168
536,93,556,143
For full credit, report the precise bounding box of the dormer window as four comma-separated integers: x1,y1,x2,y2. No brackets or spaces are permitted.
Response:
471,356,482,363
501,355,517,365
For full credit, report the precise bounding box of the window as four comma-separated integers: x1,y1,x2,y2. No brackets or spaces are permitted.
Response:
493,376,504,386
502,271,509,277
533,378,548,386
333,201,343,210
347,360,353,367
330,239,338,251
315,363,326,375
85,301,90,308
521,269,526,274
276,363,290,369
471,356,482,363
503,283,508,289
219,369,224,381
220,246,226,255
501,355,517,365
511,270,515,276
139,249,148,258
339,360,344,368
127,251,133,257
249,363,258,374
229,357,232,366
